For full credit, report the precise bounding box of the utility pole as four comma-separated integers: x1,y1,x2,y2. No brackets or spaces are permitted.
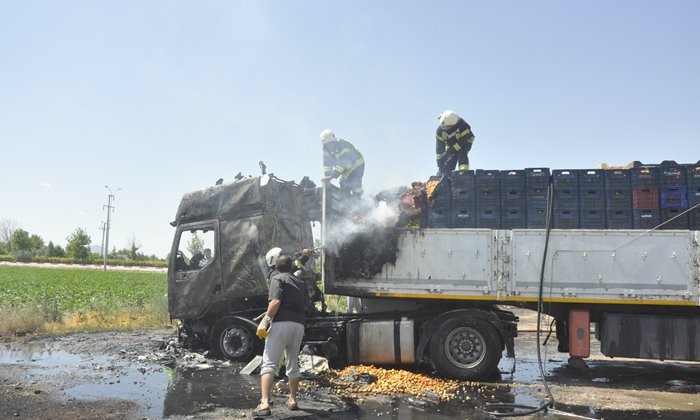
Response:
99,222,106,260
103,186,121,271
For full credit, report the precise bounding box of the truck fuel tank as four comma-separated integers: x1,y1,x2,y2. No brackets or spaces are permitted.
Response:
346,319,415,365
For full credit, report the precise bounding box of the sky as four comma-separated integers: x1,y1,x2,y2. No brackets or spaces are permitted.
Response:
0,1,698,258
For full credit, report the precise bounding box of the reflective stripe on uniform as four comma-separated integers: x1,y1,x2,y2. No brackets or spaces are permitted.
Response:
459,164,469,171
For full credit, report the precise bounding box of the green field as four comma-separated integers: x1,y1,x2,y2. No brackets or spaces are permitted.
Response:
0,265,169,335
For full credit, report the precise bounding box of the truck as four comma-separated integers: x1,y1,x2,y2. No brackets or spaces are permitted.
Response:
167,171,700,380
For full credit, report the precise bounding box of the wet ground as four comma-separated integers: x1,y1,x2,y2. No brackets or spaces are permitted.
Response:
1,322,699,419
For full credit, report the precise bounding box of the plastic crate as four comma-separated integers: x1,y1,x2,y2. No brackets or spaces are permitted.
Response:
631,166,660,188
527,207,548,228
633,209,661,229
689,207,700,230
607,208,632,229
476,169,500,189
553,209,579,229
552,169,579,188
660,187,688,209
660,208,689,230
580,187,606,209
450,171,476,200
553,188,579,208
580,169,605,188
660,165,686,188
427,208,451,228
605,169,631,188
580,208,606,229
632,187,660,209
476,208,501,229
453,209,476,228
501,208,527,229
606,187,632,209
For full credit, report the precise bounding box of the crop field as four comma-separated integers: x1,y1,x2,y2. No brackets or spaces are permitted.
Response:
0,265,169,335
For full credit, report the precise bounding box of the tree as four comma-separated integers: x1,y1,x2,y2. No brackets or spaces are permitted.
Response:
0,219,19,244
46,241,66,257
66,228,92,261
9,229,32,252
127,235,142,260
29,234,44,250
187,232,205,255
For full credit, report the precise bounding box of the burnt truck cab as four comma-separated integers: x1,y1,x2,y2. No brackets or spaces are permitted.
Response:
168,174,315,360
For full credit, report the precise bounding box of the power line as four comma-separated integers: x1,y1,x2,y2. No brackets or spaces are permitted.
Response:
103,186,121,271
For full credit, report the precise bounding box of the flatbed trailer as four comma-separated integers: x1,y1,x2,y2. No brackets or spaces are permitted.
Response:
168,175,700,380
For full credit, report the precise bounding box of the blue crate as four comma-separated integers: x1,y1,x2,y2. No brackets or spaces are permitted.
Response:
553,188,579,207
633,209,661,229
607,208,632,229
580,169,605,188
606,187,632,209
501,208,527,229
580,208,606,229
450,171,475,200
660,208,689,230
476,169,500,189
631,166,660,188
527,207,548,228
660,187,688,209
553,209,579,229
526,167,550,185
476,208,501,229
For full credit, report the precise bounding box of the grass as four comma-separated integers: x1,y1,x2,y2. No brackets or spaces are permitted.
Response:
0,265,171,337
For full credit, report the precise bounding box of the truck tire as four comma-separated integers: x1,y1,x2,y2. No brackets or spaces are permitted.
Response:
430,317,502,380
209,317,262,362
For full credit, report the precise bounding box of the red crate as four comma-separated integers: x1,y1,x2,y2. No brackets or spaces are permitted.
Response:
632,187,659,209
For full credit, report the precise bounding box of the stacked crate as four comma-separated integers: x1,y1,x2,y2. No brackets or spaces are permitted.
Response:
451,171,476,228
579,169,606,229
427,177,452,228
659,162,689,230
500,170,527,229
552,170,579,228
604,169,632,229
475,170,501,228
525,168,550,228
686,162,700,230
631,165,660,229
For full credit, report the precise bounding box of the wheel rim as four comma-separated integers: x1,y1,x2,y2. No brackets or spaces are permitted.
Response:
220,325,253,360
444,326,486,369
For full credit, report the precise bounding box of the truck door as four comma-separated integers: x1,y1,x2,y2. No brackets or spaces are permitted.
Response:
168,221,222,319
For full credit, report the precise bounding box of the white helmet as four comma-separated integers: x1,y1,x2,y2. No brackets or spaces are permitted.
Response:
265,247,282,267
320,129,337,144
439,110,459,127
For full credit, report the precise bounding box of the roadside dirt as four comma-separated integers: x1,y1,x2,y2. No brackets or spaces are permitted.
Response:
1,310,699,419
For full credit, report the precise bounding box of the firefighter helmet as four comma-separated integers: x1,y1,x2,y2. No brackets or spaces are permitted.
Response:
265,247,282,268
320,129,336,144
439,110,459,127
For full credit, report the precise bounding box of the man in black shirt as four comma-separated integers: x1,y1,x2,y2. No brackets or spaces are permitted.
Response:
254,255,306,416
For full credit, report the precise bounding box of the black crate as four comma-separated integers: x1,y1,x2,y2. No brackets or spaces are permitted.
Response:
476,208,501,229
631,166,660,188
553,188,579,208
660,208,689,230
453,209,476,228
606,187,632,209
633,209,661,229
476,189,500,208
580,169,605,188
501,208,527,229
552,169,579,188
660,165,686,188
476,169,500,189
580,187,606,209
580,208,606,229
607,208,632,229
660,187,688,209
527,207,548,228
450,171,476,200
427,208,451,228
553,208,579,229
689,207,700,230
605,169,631,188
525,168,550,204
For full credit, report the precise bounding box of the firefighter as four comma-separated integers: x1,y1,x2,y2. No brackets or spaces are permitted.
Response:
320,129,365,200
435,110,475,177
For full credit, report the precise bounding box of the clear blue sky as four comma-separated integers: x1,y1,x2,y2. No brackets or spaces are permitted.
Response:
1,1,698,258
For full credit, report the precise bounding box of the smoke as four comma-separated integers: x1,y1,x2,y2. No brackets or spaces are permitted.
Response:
323,194,401,256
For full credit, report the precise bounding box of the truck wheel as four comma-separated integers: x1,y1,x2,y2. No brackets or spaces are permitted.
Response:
430,317,502,380
209,317,261,362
